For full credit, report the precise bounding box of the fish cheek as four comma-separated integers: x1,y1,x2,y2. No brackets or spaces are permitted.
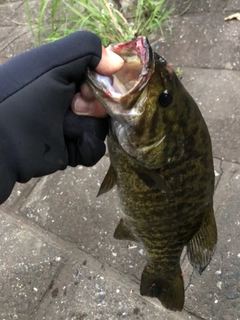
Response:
130,98,164,147
120,91,142,110
147,105,165,141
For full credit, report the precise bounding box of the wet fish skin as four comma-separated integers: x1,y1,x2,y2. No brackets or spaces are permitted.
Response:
87,37,217,311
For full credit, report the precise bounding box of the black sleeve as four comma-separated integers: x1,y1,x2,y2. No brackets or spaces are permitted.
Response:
0,31,108,204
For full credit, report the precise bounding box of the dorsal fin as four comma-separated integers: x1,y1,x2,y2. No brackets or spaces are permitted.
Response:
97,164,117,197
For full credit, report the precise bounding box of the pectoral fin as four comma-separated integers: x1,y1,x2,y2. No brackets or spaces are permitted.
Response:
114,218,138,242
136,169,170,193
97,164,117,197
187,206,217,274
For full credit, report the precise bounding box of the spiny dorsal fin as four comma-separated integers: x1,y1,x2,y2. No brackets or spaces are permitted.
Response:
97,164,117,197
187,206,217,274
135,168,170,193
114,218,138,242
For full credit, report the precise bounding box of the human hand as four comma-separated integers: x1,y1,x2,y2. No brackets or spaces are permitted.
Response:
71,46,123,118
0,31,122,204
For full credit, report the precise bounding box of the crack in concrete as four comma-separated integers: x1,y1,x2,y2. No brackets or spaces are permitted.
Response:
184,268,195,292
228,169,240,182
11,180,40,212
182,65,240,72
214,157,240,166
0,27,29,53
32,259,67,316
213,157,223,193
0,0,26,27
171,7,232,17
183,307,207,320
213,155,240,188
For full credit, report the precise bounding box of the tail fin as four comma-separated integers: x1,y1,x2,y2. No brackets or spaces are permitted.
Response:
140,265,184,311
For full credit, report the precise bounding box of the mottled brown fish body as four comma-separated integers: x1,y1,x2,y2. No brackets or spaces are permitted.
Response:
106,88,215,310
87,37,217,312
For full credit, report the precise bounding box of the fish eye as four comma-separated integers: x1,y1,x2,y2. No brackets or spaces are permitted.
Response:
158,90,173,108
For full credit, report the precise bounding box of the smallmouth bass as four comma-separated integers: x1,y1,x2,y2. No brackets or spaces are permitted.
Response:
87,37,217,311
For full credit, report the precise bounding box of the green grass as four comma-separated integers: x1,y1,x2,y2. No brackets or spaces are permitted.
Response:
26,0,174,46
176,66,183,79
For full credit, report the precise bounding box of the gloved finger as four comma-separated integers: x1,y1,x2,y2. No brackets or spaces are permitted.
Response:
0,31,102,104
66,133,106,167
63,110,109,141
44,31,102,89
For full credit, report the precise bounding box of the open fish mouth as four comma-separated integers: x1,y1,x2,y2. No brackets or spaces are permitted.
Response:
87,37,156,161
87,36,154,107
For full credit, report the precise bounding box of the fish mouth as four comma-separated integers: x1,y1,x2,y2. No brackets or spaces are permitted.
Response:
87,37,154,115
87,37,155,161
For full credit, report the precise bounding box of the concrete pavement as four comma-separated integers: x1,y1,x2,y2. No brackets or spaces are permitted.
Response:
0,0,240,319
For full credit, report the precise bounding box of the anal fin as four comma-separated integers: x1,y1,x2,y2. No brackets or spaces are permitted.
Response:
187,206,217,274
114,218,138,242
97,164,117,197
140,265,184,311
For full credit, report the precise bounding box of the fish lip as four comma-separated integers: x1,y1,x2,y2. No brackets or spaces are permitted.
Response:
87,36,154,104
112,36,153,77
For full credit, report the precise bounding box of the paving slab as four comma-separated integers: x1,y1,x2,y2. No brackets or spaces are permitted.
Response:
0,1,24,26
185,160,240,319
0,0,36,61
0,209,66,320
19,164,147,282
179,67,240,163
36,248,196,320
166,0,231,14
225,0,240,11
151,12,240,71
1,179,39,211
0,24,33,60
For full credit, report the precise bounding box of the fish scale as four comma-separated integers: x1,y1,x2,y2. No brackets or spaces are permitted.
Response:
87,36,217,312
109,136,210,256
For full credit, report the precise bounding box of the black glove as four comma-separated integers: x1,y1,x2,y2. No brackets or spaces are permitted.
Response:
0,31,109,204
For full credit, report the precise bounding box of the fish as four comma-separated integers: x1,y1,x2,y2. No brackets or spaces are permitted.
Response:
86,37,217,311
